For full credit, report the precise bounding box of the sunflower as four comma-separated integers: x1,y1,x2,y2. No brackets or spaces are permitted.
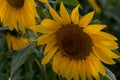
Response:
5,30,29,51
0,0,38,34
88,0,101,13
37,2,119,80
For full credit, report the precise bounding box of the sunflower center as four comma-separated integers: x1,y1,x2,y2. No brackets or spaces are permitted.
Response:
56,24,93,60
6,0,24,9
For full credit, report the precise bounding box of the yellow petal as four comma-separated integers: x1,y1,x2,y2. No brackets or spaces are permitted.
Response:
85,59,93,80
71,5,80,24
3,7,13,30
87,56,99,80
94,44,119,58
96,41,118,50
11,37,28,50
59,57,69,77
27,0,38,17
91,36,118,50
30,25,41,33
72,61,79,80
105,50,120,58
88,0,101,13
97,32,117,40
0,1,7,21
64,59,74,80
44,37,57,54
12,37,20,50
83,24,106,34
92,46,116,64
90,54,106,76
22,6,36,26
37,33,55,45
52,52,61,73
0,1,5,16
26,0,38,19
78,11,95,27
60,2,71,25
78,60,86,80
40,19,61,33
91,32,117,41
17,10,26,33
39,0,48,3
41,19,60,27
49,6,63,24
42,46,58,65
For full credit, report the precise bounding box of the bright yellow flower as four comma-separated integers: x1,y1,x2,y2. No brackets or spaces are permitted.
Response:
88,0,101,13
37,2,119,80
6,32,29,51
39,0,48,3
0,0,38,34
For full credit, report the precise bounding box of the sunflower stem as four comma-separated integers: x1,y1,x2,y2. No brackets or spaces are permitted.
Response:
34,58,48,80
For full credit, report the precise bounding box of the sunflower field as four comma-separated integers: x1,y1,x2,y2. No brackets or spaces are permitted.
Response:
0,0,120,80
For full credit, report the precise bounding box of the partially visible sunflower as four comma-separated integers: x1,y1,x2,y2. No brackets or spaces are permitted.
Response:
0,30,29,51
88,0,101,13
37,2,119,80
0,0,38,34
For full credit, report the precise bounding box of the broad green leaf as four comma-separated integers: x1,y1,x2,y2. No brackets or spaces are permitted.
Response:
10,42,36,78
100,75,109,80
12,69,22,80
105,66,117,80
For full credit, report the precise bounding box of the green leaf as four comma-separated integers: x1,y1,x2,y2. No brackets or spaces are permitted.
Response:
24,71,35,80
10,42,36,78
0,34,7,54
12,69,22,80
105,66,117,80
46,63,56,80
90,19,102,24
100,75,109,80
60,0,79,6
0,73,9,80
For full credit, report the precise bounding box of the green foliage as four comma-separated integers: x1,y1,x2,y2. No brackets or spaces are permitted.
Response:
105,66,117,80
10,42,36,79
60,0,79,6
